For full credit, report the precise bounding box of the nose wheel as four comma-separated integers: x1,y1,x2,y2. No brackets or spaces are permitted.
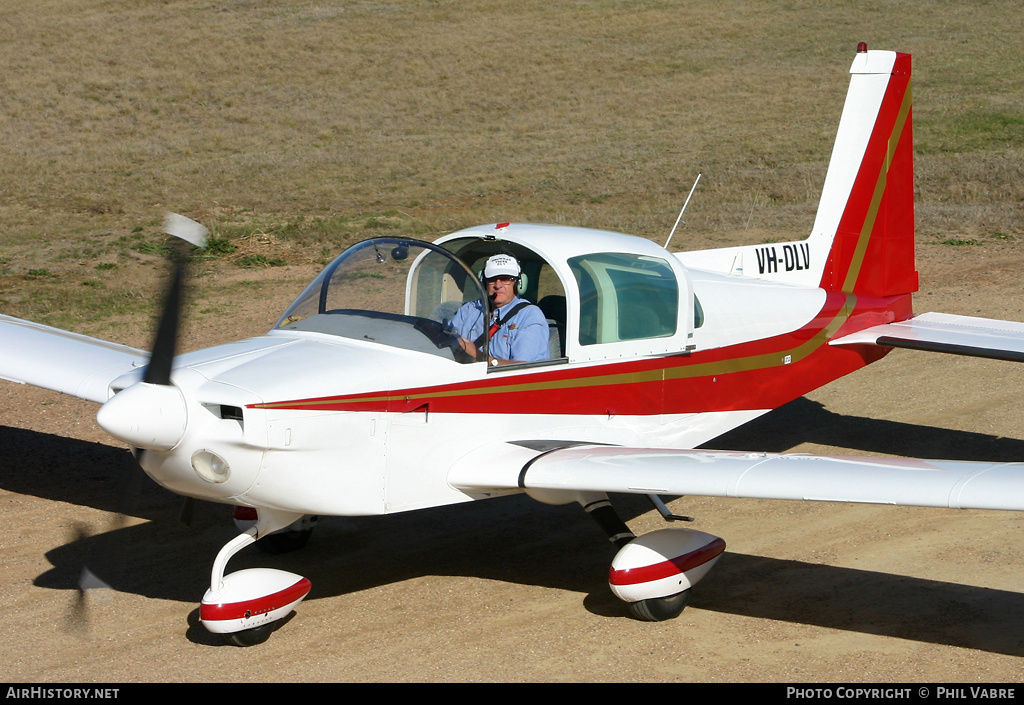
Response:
225,623,276,647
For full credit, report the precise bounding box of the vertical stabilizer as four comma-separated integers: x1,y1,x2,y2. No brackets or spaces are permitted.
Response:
676,47,918,295
812,47,918,296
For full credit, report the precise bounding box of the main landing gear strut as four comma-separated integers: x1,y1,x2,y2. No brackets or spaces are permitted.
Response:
570,491,726,621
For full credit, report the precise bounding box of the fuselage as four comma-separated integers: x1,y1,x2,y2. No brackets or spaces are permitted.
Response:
118,224,911,518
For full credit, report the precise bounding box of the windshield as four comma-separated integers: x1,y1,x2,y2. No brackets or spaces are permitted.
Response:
275,238,488,363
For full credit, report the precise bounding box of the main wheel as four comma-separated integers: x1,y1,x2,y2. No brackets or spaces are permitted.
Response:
225,623,275,647
626,589,691,622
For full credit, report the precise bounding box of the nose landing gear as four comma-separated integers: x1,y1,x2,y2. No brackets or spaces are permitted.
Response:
200,508,312,646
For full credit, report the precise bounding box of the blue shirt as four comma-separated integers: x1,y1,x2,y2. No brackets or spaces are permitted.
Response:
450,296,551,363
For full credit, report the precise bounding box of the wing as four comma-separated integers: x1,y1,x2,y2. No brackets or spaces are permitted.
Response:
0,314,148,403
830,311,1024,362
449,442,1024,512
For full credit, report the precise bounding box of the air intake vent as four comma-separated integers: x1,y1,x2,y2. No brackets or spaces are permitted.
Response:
220,405,244,421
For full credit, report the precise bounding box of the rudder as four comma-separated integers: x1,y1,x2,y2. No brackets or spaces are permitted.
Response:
813,46,918,297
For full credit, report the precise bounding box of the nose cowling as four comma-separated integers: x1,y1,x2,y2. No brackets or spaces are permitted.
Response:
96,382,188,451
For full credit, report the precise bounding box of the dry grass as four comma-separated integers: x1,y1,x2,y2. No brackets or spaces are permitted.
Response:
1,0,1023,330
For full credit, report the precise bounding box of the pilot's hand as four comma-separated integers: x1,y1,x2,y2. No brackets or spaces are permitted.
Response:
458,337,478,359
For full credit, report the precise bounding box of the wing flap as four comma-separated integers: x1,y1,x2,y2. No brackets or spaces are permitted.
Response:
452,443,1024,512
0,314,148,403
830,312,1024,362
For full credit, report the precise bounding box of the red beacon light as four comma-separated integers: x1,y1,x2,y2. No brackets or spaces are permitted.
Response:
496,222,510,230
857,41,868,53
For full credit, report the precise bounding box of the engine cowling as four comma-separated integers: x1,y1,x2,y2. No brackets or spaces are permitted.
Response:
608,528,726,603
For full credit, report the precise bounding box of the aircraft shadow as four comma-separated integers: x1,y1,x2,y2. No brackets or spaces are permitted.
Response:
704,396,1024,462
0,426,168,520
34,490,1024,655
697,551,1024,656
6,402,1024,655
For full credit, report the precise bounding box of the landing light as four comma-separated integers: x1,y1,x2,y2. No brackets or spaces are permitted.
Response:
192,449,230,484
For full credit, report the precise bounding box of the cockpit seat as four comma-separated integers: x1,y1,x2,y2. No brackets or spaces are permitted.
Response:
537,295,567,358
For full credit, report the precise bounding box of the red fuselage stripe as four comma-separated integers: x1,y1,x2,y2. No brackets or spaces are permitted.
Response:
250,292,910,417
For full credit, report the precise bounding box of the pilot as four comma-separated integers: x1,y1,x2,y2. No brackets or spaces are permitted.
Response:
450,254,551,366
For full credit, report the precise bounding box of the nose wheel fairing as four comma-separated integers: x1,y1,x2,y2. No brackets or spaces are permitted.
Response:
200,568,311,639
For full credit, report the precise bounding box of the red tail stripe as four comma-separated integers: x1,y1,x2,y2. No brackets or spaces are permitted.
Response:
823,52,916,297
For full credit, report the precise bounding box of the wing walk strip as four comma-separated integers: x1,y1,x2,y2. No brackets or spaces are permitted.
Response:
251,296,857,412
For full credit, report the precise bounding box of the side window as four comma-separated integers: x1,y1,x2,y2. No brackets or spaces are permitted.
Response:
568,253,679,345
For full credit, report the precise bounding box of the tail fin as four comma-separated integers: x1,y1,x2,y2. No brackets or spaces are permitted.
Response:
811,47,918,296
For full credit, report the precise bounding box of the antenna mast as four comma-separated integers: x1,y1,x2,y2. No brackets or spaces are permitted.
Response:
664,173,702,249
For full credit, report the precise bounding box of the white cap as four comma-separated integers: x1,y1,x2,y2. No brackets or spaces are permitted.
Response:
483,254,520,279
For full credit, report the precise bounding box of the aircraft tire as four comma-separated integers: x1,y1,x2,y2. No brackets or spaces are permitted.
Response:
225,623,275,647
626,589,691,622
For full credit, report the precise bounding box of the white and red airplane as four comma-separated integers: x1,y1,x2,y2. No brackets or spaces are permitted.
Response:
3,45,1024,646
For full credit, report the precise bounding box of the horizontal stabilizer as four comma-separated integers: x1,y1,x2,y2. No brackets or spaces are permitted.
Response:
0,314,148,403
830,312,1024,362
